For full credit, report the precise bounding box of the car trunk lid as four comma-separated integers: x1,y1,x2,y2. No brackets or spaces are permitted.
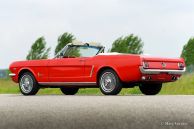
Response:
141,56,185,70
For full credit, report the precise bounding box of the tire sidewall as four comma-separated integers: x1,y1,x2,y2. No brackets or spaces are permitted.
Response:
99,69,122,95
139,83,162,95
60,87,79,95
19,72,39,95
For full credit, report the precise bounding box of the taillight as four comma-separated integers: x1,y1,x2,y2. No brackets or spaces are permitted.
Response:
143,62,149,68
178,62,184,70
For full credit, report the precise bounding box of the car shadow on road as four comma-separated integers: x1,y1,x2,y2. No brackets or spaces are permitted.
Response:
5,94,147,97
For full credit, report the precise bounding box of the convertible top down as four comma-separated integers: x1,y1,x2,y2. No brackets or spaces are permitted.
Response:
9,42,186,95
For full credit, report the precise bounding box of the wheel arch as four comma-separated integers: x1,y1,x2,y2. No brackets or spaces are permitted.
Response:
18,68,36,81
96,66,121,84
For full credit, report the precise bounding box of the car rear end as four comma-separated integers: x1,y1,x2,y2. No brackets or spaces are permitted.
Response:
139,56,186,82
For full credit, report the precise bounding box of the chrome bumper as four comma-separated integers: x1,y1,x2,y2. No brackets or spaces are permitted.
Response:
139,66,186,75
9,73,16,77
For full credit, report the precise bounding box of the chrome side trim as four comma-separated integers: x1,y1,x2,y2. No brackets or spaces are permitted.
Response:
9,73,16,77
139,66,186,75
90,65,94,77
38,82,96,86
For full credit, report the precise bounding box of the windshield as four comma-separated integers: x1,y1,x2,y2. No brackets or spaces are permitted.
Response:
56,45,102,58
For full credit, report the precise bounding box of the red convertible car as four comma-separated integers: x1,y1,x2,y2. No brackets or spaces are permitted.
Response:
9,42,186,95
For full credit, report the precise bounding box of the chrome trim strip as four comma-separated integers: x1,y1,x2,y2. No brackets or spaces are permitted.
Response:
90,65,94,77
9,73,16,77
139,66,186,75
38,82,96,86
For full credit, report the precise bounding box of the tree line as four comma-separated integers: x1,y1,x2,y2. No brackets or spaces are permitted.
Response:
26,32,194,70
26,32,76,60
26,32,143,60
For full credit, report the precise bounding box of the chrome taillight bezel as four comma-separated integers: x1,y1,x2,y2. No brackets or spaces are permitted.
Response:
178,62,184,70
143,62,149,68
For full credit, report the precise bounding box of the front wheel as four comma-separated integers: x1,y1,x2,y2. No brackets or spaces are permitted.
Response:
99,69,122,95
60,87,79,95
19,72,39,95
139,83,162,95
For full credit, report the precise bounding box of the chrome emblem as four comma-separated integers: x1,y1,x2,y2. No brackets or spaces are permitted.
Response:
161,62,166,68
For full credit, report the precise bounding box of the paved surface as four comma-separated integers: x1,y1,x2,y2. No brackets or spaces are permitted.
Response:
0,95,193,129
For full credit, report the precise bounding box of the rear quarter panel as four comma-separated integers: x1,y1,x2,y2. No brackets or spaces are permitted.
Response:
87,54,142,82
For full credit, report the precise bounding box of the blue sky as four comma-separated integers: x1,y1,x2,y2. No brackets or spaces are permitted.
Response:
0,0,194,68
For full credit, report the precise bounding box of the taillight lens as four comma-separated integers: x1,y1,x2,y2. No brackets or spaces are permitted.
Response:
178,63,184,70
143,62,149,68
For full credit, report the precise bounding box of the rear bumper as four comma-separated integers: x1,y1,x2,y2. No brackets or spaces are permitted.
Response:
139,66,186,75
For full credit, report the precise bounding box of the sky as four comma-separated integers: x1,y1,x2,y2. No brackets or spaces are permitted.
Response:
0,0,194,69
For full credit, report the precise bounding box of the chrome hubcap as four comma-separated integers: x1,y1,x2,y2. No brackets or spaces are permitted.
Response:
100,72,116,92
20,75,33,93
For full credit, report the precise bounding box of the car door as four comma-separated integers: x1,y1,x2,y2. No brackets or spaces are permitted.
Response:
48,57,85,82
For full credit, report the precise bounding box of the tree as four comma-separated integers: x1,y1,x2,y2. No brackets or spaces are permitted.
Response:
26,37,51,60
55,32,76,55
110,34,143,54
181,37,194,66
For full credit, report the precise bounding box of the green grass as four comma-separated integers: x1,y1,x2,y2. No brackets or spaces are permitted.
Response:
160,73,194,95
0,78,20,93
0,74,194,95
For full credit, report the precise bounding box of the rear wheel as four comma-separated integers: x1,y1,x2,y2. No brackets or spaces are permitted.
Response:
99,69,122,95
60,87,79,95
19,72,39,95
139,83,162,95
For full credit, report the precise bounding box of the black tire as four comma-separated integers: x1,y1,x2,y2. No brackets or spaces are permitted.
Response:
99,69,122,95
19,72,39,95
139,83,162,95
60,87,79,95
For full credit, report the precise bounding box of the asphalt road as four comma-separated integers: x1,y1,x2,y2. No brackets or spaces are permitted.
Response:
0,95,193,129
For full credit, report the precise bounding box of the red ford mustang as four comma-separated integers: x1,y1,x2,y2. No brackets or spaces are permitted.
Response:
9,42,186,95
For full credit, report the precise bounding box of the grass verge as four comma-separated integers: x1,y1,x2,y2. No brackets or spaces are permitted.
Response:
0,74,193,95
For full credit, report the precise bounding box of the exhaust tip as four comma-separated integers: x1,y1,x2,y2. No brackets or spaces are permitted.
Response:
141,76,152,80
148,76,152,80
172,76,177,80
141,76,146,80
